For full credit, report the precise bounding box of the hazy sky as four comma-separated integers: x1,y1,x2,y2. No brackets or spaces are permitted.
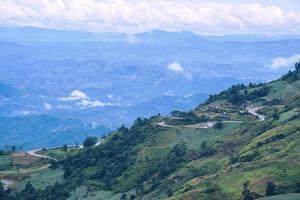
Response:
0,0,300,35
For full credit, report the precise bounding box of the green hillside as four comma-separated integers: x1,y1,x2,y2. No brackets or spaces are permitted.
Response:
1,63,300,200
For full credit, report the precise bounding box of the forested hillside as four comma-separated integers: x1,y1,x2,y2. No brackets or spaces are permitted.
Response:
1,62,300,200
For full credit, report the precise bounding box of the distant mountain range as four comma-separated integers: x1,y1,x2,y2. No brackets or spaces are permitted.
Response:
1,27,300,149
0,115,109,150
1,27,300,43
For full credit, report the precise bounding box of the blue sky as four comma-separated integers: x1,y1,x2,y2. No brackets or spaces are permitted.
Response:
0,0,299,35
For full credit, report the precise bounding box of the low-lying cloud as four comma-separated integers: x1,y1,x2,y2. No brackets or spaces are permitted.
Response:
58,90,88,101
77,99,113,109
269,54,300,69
167,62,192,79
0,1,300,34
43,103,53,111
58,90,113,108
167,62,184,73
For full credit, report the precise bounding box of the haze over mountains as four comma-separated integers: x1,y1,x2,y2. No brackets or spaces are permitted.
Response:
1,26,300,148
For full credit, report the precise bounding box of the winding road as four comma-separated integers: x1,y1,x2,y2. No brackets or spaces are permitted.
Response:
27,149,58,162
246,106,266,121
157,120,242,129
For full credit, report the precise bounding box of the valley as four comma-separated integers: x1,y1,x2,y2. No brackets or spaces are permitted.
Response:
1,1,300,199
1,62,299,200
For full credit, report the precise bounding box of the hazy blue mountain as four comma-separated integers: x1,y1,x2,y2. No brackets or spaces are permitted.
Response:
198,34,300,42
0,81,18,97
0,27,126,43
0,115,109,150
1,27,300,137
2,27,300,44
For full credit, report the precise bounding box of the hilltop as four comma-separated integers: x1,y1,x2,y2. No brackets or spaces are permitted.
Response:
1,63,300,200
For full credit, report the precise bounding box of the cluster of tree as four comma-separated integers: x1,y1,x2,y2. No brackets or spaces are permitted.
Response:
135,143,188,195
214,120,223,129
242,181,278,200
158,143,187,178
0,150,9,155
206,83,270,105
256,133,285,147
168,111,208,125
229,86,270,105
198,141,215,158
120,193,136,200
61,117,160,190
281,62,300,83
83,136,98,148
0,146,18,154
0,181,70,200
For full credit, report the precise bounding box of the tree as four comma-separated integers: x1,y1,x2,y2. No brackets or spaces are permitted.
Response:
242,181,253,200
0,182,6,198
63,167,71,178
166,188,173,197
272,109,279,120
296,62,300,71
201,141,208,151
120,193,127,200
49,159,58,169
83,137,98,148
11,146,16,153
265,181,277,196
20,182,39,200
199,141,215,157
62,144,68,153
214,120,223,129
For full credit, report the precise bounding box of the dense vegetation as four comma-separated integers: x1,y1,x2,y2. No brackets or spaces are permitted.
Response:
2,62,300,200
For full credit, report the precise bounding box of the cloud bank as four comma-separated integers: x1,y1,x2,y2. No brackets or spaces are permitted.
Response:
269,54,300,69
0,0,300,34
58,90,113,109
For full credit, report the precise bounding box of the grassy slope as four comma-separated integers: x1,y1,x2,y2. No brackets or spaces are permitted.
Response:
64,68,299,199
164,70,300,199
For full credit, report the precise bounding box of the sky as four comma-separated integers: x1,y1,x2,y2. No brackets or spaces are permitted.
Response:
0,0,300,35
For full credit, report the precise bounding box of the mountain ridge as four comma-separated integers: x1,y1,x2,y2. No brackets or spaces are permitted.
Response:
4,62,299,200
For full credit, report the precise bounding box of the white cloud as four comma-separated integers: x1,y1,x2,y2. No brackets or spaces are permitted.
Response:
77,99,113,109
107,94,114,100
58,90,88,101
13,110,37,116
268,54,300,69
43,102,53,111
57,105,72,109
0,1,300,34
58,89,113,108
168,62,184,73
167,61,192,79
164,90,174,96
